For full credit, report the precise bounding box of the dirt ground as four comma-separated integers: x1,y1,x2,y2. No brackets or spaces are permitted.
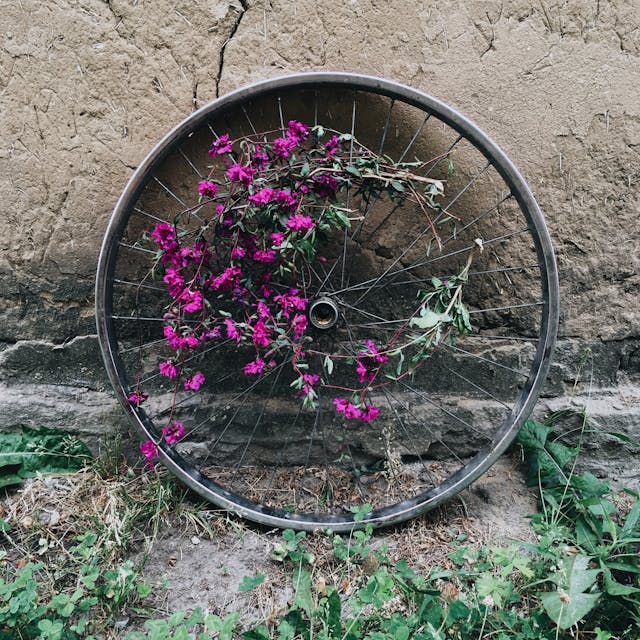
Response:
136,457,536,623
1,454,537,631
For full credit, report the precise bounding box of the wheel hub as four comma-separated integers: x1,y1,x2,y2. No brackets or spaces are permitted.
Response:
308,296,339,330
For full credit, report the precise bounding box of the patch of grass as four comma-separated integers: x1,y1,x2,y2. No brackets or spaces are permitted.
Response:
121,417,639,640
0,530,152,639
0,440,228,639
2,415,639,639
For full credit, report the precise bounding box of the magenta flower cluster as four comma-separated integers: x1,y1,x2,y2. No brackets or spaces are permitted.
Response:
133,121,391,467
139,421,185,469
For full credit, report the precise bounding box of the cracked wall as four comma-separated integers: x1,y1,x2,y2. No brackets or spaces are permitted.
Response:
0,0,639,470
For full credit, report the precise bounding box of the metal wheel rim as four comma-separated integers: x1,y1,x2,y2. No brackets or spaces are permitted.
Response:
96,72,560,531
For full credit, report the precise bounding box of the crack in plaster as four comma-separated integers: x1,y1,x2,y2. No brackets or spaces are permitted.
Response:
215,0,248,98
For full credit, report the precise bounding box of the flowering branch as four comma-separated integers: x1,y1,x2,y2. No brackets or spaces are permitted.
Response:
131,121,474,467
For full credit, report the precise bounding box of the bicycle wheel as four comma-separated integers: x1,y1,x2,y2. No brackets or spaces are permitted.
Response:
96,72,559,531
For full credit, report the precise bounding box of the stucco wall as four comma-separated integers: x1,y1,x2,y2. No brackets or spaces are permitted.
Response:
1,0,639,475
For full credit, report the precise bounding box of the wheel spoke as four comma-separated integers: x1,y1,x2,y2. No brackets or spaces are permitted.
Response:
442,343,530,377
337,228,531,302
179,148,203,177
397,114,430,163
152,176,187,208
97,73,558,531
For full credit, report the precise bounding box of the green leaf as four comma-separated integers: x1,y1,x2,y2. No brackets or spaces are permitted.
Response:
540,555,601,630
327,590,342,639
602,565,640,595
333,208,351,229
540,590,600,630
292,567,314,617
345,165,361,178
0,427,91,488
410,310,450,330
571,472,609,498
605,560,640,574
622,500,640,535
300,162,310,177
448,599,470,623
238,574,265,593
391,180,405,192
243,626,270,640
447,158,455,176
0,471,23,489
206,611,240,640
605,431,640,448
575,516,599,553
475,573,516,608
323,356,334,375
517,420,576,486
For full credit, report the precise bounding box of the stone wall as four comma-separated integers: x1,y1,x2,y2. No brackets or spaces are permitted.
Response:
1,0,639,476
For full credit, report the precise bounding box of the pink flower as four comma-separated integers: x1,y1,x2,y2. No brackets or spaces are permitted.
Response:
184,372,205,391
275,190,298,212
128,390,148,407
251,149,269,169
256,301,270,319
333,397,349,413
163,324,182,350
248,187,275,206
333,397,364,420
364,340,389,364
198,180,218,198
151,222,178,253
313,174,339,198
209,134,233,156
301,374,321,396
163,268,185,298
287,120,309,142
344,403,362,420
202,326,221,341
159,361,178,379
324,135,341,158
208,266,242,291
224,318,242,342
140,440,159,469
180,289,203,313
286,214,315,232
274,289,308,318
182,335,199,349
253,249,276,263
357,360,374,384
360,405,380,422
244,357,265,376
291,314,307,339
356,340,389,383
226,163,256,186
162,421,185,445
270,232,285,247
231,246,246,259
251,320,271,347
273,136,296,158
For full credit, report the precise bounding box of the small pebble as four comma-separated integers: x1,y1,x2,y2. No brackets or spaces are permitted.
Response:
114,617,130,631
38,510,61,526
191,536,201,545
